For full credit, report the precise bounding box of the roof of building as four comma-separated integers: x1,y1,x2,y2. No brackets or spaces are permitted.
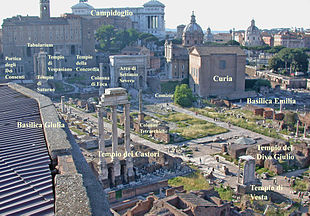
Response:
71,2,94,9
247,19,260,33
0,85,54,215
178,193,217,207
7,83,112,216
183,12,203,35
235,137,256,145
191,46,246,56
3,16,68,25
143,0,165,7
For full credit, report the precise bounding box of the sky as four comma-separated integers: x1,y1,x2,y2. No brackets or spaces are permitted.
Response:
0,0,309,31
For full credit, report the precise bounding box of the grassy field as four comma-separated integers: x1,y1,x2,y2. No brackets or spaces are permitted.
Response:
190,107,282,139
168,171,210,191
215,185,234,201
292,179,309,192
157,112,228,140
255,167,276,177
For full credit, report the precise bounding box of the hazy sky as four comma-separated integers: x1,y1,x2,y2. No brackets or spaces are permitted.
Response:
0,0,309,31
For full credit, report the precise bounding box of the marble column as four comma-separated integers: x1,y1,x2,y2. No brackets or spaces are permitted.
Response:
304,124,308,138
296,120,299,137
138,89,144,122
124,103,134,182
97,106,109,188
138,89,142,113
111,105,121,186
99,63,104,97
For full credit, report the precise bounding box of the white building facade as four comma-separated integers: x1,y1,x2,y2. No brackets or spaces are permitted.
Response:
244,19,263,46
71,0,166,39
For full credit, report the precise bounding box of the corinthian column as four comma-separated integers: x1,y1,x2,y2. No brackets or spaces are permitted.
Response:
111,105,121,186
97,106,108,188
124,103,134,183
295,120,299,137
99,63,104,97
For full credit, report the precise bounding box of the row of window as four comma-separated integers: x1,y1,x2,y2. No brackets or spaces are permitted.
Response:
7,32,81,42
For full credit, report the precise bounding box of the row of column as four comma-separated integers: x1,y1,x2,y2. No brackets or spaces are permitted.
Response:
97,103,134,188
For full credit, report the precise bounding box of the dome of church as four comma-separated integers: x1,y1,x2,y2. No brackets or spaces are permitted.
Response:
246,19,259,34
183,12,203,35
143,0,165,7
71,2,94,9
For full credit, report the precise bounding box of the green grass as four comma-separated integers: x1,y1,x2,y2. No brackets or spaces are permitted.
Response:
215,185,234,201
292,179,309,192
70,127,86,136
168,171,210,191
255,167,276,177
189,107,283,139
158,112,228,140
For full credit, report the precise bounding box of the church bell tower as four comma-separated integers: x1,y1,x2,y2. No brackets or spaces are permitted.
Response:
40,0,50,19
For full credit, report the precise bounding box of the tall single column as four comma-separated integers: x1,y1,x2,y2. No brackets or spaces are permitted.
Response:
138,89,144,122
296,120,299,137
139,89,142,113
61,96,65,113
99,63,104,97
124,103,134,182
111,105,121,186
97,106,109,188
304,124,308,138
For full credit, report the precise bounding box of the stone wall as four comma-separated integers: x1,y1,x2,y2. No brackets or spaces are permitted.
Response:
245,66,257,77
125,196,155,216
108,180,168,203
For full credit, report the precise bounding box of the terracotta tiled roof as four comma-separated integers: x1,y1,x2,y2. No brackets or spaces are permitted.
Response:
0,85,54,215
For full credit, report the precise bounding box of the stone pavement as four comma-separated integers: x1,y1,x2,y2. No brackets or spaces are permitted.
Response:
65,104,309,209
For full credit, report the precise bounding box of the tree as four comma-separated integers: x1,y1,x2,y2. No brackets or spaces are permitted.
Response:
290,48,308,72
96,25,140,52
225,40,240,46
268,48,309,73
245,79,271,92
284,112,297,129
268,56,284,71
278,48,294,73
174,84,195,107
172,38,182,44
95,25,116,51
267,45,285,54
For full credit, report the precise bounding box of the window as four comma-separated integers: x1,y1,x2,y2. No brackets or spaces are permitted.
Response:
219,60,226,69
71,45,75,55
26,47,31,57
